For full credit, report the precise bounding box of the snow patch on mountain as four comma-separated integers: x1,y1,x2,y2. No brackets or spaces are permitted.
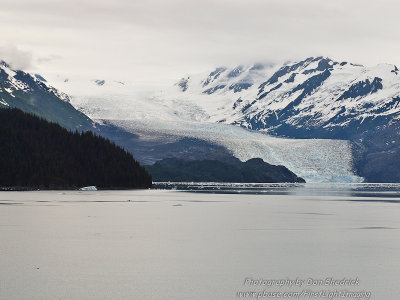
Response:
166,57,400,133
0,61,71,103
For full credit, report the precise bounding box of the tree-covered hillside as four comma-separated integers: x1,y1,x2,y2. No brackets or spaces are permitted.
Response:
0,109,152,189
146,157,305,183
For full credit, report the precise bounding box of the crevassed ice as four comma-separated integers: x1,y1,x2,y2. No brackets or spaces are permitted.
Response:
111,119,362,183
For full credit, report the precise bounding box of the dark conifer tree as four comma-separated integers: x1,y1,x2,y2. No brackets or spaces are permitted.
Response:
0,108,152,189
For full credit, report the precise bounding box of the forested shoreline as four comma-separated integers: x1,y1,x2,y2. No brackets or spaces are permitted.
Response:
0,109,152,189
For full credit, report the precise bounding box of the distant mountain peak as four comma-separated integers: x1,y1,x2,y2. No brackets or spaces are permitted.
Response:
168,56,400,140
0,60,93,131
0,60,10,68
94,79,105,86
34,74,47,82
176,76,190,92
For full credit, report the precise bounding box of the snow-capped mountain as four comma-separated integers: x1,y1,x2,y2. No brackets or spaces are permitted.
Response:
35,59,363,183
19,56,400,182
39,56,400,139
0,61,70,103
172,56,400,139
165,57,400,182
0,61,93,131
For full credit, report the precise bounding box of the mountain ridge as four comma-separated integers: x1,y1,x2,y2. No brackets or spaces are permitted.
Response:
172,57,400,182
174,56,400,140
0,61,94,131
145,157,305,183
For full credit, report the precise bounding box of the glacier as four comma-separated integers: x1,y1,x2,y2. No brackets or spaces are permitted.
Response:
109,119,362,183
38,57,376,183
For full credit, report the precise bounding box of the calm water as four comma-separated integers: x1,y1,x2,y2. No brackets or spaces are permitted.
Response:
1,184,399,299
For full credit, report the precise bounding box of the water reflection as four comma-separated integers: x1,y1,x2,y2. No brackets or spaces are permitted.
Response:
154,182,400,198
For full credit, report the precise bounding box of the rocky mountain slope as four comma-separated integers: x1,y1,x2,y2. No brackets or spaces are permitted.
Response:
0,61,93,131
174,56,400,140
171,57,400,182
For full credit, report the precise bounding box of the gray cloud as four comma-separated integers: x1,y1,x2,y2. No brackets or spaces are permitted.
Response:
1,0,400,87
0,44,33,70
37,54,62,64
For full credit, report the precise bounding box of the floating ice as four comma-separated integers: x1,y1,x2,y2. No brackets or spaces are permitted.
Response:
79,186,97,191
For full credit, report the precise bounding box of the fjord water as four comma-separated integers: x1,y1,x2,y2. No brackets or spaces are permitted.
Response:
1,184,399,299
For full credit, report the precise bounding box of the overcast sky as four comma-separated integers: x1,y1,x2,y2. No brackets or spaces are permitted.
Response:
1,0,400,88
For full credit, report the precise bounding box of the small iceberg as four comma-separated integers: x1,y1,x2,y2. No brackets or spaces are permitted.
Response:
79,186,97,191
